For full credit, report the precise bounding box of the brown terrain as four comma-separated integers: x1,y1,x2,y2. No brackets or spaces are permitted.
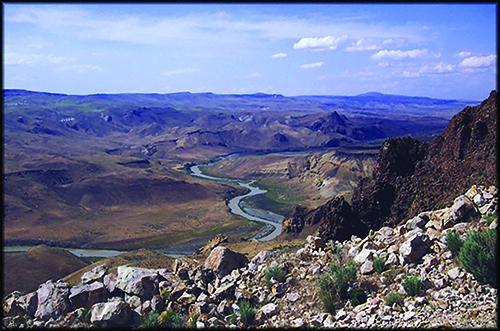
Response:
2,89,487,299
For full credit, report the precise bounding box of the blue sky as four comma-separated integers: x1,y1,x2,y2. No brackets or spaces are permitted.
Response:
3,3,497,100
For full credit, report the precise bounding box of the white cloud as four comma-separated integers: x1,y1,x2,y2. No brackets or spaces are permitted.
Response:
271,52,288,58
459,55,496,68
420,62,455,74
371,48,440,61
293,35,348,50
457,51,471,58
422,25,430,30
161,68,199,76
345,39,380,52
246,72,262,78
4,52,73,65
301,62,324,69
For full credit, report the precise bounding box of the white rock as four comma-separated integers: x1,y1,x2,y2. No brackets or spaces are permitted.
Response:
447,267,460,280
286,293,300,302
354,248,374,264
403,311,416,321
360,260,374,274
335,308,347,321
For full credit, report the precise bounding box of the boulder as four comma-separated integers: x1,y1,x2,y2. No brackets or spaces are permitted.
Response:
204,246,249,278
449,195,476,225
177,292,197,305
81,265,108,285
3,291,23,317
405,215,427,230
399,233,431,262
214,282,236,300
354,248,375,264
34,280,72,321
115,266,159,300
90,297,133,327
69,281,108,310
255,302,278,322
103,274,118,295
17,291,38,318
360,260,374,274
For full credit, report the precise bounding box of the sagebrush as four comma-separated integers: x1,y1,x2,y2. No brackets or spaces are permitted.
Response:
458,229,496,286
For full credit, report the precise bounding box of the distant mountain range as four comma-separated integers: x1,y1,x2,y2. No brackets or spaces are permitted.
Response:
4,89,478,118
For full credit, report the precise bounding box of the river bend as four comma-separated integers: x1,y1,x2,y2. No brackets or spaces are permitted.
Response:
190,164,283,241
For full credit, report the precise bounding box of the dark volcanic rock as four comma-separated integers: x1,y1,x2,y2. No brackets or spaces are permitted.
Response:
350,136,428,230
284,198,359,242
290,90,497,241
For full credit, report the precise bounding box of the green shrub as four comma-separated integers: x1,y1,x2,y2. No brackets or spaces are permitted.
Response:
239,300,255,327
329,260,358,300
373,257,386,273
318,260,358,313
229,312,238,325
265,264,286,290
333,246,342,260
318,274,337,314
402,274,425,296
139,311,161,329
445,230,464,256
458,229,496,286
158,310,185,328
349,288,367,307
385,291,404,306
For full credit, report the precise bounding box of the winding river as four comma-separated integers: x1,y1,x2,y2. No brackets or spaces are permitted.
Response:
3,162,283,257
189,164,283,241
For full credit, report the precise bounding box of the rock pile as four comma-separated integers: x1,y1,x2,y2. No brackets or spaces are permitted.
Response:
2,185,497,329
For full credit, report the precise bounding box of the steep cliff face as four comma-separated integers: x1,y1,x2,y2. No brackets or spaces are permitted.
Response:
283,90,497,241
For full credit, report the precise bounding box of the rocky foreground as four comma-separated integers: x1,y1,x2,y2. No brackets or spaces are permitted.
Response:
3,185,497,329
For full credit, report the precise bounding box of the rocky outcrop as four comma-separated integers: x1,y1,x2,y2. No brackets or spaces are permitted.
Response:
284,91,497,242
2,185,497,329
357,90,496,228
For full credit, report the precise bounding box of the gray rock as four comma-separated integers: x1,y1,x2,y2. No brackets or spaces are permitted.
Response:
34,280,71,321
115,266,159,300
406,215,427,230
399,233,431,262
90,297,132,327
256,302,278,322
449,195,475,225
69,281,108,310
3,291,23,317
124,294,142,310
360,260,374,274
286,292,300,302
81,265,107,285
103,274,117,294
204,246,249,278
17,292,38,318
447,267,461,280
354,248,375,264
